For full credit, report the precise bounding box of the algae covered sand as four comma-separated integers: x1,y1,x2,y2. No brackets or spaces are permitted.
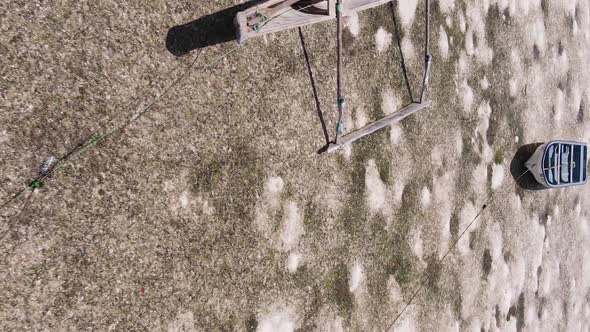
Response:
1,0,589,330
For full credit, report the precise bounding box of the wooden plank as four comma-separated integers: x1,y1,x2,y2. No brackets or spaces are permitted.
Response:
326,102,431,153
236,0,393,43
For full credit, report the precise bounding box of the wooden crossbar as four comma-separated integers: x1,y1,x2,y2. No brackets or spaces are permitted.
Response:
326,102,431,153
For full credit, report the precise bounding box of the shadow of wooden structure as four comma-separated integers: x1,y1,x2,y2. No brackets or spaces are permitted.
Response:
166,1,266,56
510,143,547,190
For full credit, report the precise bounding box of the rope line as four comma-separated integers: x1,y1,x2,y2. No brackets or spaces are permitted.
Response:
0,45,242,216
0,187,30,217
385,167,532,331
0,51,200,212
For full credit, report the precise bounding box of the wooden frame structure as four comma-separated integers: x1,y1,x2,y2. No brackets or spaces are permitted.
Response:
235,0,432,153
235,0,393,44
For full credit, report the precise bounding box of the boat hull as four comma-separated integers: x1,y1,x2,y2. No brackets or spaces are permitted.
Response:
525,140,587,188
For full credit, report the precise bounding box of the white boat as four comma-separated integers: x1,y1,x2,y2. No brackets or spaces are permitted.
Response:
525,140,587,188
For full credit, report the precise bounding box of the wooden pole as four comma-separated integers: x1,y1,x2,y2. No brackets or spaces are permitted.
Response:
334,0,345,144
419,0,431,103
248,0,300,24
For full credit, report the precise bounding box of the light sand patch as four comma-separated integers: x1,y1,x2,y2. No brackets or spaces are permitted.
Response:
382,88,401,115
457,201,479,255
411,228,424,260
390,123,404,146
433,172,456,258
458,51,469,75
439,0,455,14
266,176,284,209
492,0,510,13
179,190,190,209
393,305,418,332
255,176,285,238
465,27,475,56
401,36,416,62
509,49,523,98
354,107,368,129
280,201,304,252
439,25,449,59
0,130,8,144
480,76,489,90
365,159,386,213
462,80,474,114
345,12,360,37
553,88,565,124
471,162,488,198
459,11,466,33
349,261,365,293
392,179,405,205
258,308,297,332
528,17,546,54
431,145,443,168
341,143,352,161
488,221,503,260
420,186,431,210
491,163,505,190
287,252,302,273
475,101,492,140
323,316,345,332
455,130,464,155
375,27,392,53
460,264,482,318
398,0,418,29
553,48,569,77
168,311,195,332
474,101,493,163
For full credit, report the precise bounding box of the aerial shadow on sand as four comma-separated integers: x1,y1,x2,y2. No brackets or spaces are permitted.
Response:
166,1,266,56
510,143,547,190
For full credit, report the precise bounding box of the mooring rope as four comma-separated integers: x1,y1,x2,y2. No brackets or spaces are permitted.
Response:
0,45,243,217
384,167,532,331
